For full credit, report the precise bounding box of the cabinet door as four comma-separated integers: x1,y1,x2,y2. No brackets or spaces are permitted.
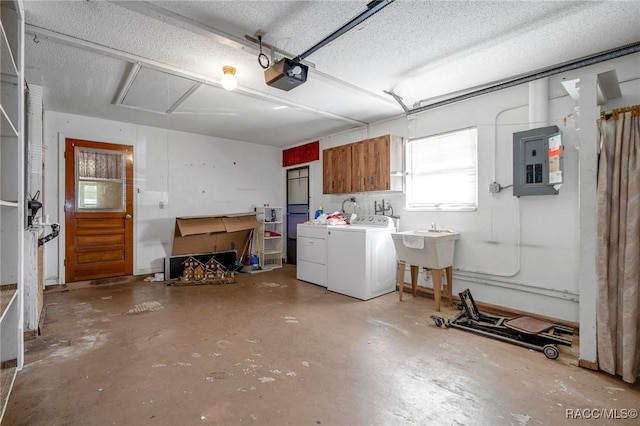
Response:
352,135,390,192
322,144,352,194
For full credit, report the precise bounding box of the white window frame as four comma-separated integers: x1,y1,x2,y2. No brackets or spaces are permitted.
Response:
405,127,478,211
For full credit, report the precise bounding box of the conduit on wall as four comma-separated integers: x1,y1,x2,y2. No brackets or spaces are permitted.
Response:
456,77,548,280
406,41,640,115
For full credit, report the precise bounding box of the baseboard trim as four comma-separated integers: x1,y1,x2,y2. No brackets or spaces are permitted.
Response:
44,274,154,293
24,305,47,341
398,283,579,330
579,359,598,370
23,329,38,341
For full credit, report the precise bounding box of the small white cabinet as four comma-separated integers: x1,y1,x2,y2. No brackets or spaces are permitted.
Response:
256,206,283,270
296,224,327,287
0,0,24,422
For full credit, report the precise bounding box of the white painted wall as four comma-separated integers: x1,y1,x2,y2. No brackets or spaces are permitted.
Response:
311,54,640,324
37,53,639,330
42,113,284,285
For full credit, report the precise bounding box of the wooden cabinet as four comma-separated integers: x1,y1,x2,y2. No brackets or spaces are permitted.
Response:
323,134,402,194
352,135,391,192
322,143,352,194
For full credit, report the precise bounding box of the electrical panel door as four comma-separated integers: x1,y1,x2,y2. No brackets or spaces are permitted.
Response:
513,125,562,197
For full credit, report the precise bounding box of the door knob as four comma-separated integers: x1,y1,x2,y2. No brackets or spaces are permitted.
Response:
125,214,132,220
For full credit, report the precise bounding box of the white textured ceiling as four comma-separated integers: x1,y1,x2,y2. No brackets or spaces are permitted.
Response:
23,0,640,147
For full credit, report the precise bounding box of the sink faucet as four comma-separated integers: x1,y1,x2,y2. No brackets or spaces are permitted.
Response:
374,199,396,217
431,222,438,231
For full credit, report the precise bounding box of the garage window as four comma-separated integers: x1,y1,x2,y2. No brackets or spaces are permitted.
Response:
406,128,477,211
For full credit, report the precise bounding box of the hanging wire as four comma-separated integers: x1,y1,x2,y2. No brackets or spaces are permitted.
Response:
257,36,270,69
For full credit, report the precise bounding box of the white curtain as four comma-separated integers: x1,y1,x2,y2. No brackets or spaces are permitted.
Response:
596,106,640,384
77,149,123,180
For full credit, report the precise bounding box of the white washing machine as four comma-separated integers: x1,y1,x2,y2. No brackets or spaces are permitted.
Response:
327,215,396,300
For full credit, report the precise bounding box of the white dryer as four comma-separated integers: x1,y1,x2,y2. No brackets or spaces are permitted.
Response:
296,224,328,287
327,215,396,300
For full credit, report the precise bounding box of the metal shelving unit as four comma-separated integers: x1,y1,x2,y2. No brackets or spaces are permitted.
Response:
0,1,24,422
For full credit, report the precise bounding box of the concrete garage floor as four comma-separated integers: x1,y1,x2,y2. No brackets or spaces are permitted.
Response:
4,265,640,425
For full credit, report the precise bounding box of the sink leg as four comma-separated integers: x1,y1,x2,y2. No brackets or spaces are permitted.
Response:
445,266,453,306
433,268,443,312
410,265,419,297
397,262,405,301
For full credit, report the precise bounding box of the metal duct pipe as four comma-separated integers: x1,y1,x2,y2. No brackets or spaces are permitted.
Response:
407,41,640,116
293,0,394,62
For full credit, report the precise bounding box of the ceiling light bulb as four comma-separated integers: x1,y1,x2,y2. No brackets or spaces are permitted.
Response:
221,66,237,91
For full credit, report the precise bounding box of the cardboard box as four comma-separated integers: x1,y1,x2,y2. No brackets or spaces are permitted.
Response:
172,213,259,256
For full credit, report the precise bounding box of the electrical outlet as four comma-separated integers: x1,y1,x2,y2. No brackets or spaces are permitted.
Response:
159,201,165,209
489,182,501,193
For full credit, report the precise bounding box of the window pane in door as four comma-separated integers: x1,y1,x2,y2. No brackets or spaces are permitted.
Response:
76,148,125,211
287,168,309,204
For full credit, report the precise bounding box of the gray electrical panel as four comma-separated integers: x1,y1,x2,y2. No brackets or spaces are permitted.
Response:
513,125,563,197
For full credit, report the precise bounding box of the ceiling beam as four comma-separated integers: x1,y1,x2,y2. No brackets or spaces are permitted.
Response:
25,24,369,127
110,1,397,107
407,41,640,116
112,1,275,60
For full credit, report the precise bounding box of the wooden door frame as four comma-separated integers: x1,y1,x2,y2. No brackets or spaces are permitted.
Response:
57,134,135,284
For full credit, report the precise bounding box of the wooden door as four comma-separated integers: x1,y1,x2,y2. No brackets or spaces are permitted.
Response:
322,144,352,194
65,139,134,282
352,135,390,192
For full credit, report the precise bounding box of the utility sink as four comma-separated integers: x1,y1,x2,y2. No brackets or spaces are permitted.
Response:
391,229,460,269
414,229,457,236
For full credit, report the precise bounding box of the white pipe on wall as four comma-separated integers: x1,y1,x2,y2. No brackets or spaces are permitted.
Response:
528,78,549,128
